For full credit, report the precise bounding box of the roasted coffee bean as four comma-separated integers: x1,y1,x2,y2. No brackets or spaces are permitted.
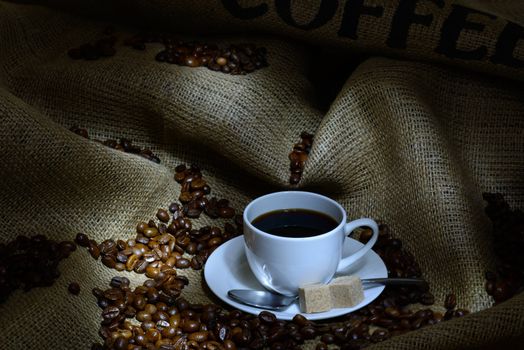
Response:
153,311,170,322
75,233,90,247
88,240,101,260
113,337,128,350
189,178,206,190
102,306,120,321
134,260,148,274
92,287,104,299
126,254,139,271
292,314,309,327
190,256,203,270
186,207,202,218
136,222,148,234
411,317,425,330
289,173,301,185
179,192,192,203
258,311,276,324
384,306,401,318
136,311,152,322
68,282,80,295
110,276,130,289
116,252,128,263
142,277,155,289
444,293,457,310
99,239,117,255
359,229,374,244
157,209,170,223
97,298,109,309
218,207,235,218
168,202,180,213
143,252,158,263
181,319,200,333
300,326,317,339
146,289,160,304
188,331,208,342
145,266,160,279
133,296,146,311
143,227,159,238
116,263,126,272
102,255,117,269
145,328,161,342
175,258,190,269
175,172,187,183
103,288,124,302
58,240,77,258
207,237,222,248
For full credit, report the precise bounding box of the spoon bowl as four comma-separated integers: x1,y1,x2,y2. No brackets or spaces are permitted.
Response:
228,290,298,310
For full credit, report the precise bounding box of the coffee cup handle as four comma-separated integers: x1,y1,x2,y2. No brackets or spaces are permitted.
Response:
336,218,379,272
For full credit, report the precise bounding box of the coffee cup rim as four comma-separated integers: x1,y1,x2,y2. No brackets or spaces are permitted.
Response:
243,191,346,241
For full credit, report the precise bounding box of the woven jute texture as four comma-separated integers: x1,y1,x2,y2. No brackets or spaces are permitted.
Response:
0,1,523,349
457,0,524,25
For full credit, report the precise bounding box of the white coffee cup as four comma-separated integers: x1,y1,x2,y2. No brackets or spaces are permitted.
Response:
243,191,379,296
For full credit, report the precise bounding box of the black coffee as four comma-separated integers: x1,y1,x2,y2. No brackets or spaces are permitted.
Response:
252,209,338,238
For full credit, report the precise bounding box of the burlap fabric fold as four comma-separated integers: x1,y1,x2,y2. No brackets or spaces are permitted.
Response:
10,0,524,80
0,1,523,349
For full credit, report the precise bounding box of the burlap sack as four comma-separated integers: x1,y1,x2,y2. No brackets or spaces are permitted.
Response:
0,1,523,349
14,0,524,81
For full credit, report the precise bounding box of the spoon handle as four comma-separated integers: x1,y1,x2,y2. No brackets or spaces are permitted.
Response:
362,278,426,286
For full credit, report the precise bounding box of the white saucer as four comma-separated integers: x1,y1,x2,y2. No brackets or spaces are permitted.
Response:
204,235,387,321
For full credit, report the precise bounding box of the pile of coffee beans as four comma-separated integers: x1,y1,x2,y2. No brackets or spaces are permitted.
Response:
0,235,76,303
89,224,470,350
152,38,268,75
482,193,524,303
69,126,161,163
174,164,237,220
338,225,470,347
289,132,313,185
68,27,269,75
91,275,321,350
76,216,240,276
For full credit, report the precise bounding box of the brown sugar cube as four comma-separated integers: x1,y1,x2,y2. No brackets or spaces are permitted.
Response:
329,275,364,308
298,283,332,313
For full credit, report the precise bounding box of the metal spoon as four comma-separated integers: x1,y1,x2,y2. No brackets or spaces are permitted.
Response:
228,278,426,310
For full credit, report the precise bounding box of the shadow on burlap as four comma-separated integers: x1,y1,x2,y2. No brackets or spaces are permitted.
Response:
0,2,523,349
